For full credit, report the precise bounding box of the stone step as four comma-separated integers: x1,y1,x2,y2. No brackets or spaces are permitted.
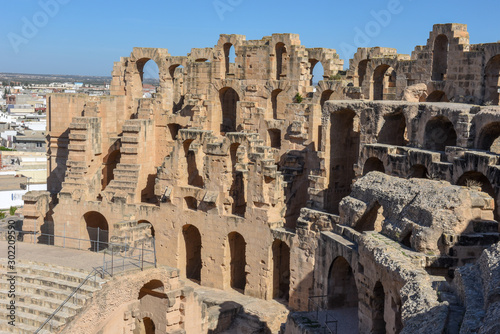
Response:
0,304,67,330
0,280,88,305
0,298,76,323
457,233,500,246
0,261,105,288
472,220,499,233
0,318,53,334
116,163,141,171
0,273,100,296
107,180,137,189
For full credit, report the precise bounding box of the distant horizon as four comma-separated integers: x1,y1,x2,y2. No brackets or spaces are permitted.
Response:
1,1,499,77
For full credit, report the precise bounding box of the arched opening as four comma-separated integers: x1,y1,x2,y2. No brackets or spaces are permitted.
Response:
401,230,412,248
478,121,500,153
230,143,246,217
272,239,290,301
354,202,385,232
363,157,385,176
408,164,428,179
457,171,497,220
137,220,155,240
138,279,164,299
169,64,185,113
358,59,369,87
268,129,281,148
182,224,202,282
423,115,457,151
184,196,197,210
137,317,155,334
168,123,181,140
310,59,324,86
276,42,287,80
101,149,121,190
484,55,500,105
327,109,360,214
320,89,334,109
426,90,449,102
183,140,204,188
432,34,449,81
220,87,239,134
373,64,393,100
372,281,387,334
224,43,236,75
137,59,160,98
327,256,358,309
271,89,283,119
228,232,246,292
378,110,407,146
82,211,108,252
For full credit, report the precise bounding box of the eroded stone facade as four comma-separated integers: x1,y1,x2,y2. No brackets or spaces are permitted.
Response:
23,23,500,333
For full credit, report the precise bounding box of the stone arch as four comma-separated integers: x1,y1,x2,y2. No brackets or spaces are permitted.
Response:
484,55,500,105
371,281,387,334
426,90,449,102
138,220,155,239
408,164,428,179
181,224,202,282
432,34,449,81
373,64,394,100
228,232,246,292
276,42,287,80
138,279,164,299
101,149,120,190
169,64,185,113
223,42,236,75
135,58,161,98
354,201,385,232
137,317,155,334
378,110,407,146
220,87,239,134
327,108,360,214
81,211,108,252
229,143,246,216
457,171,497,220
363,157,385,176
183,139,204,188
423,115,457,151
309,58,324,85
168,123,181,140
358,59,369,87
271,89,284,119
272,239,290,301
320,89,334,109
327,256,358,309
477,121,500,153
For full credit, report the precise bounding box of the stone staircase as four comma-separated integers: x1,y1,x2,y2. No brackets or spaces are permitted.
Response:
0,259,106,334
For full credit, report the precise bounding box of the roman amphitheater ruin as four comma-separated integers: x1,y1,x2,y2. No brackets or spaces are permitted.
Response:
2,23,500,333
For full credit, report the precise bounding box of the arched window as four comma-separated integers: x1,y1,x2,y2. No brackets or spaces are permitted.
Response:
220,87,239,134
228,232,246,291
182,224,202,282
276,43,287,80
272,239,290,301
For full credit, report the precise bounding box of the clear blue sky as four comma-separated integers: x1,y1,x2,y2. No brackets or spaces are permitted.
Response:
1,0,498,77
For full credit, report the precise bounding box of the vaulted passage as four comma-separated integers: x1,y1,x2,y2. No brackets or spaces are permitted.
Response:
457,171,498,220
423,115,457,151
82,211,108,252
327,256,358,309
432,34,449,81
272,239,290,301
378,110,407,146
183,140,204,188
409,164,428,179
228,232,246,291
363,158,385,176
478,121,500,153
220,87,239,134
182,224,202,282
320,89,334,109
371,281,387,334
354,202,385,232
327,109,360,214
484,55,500,105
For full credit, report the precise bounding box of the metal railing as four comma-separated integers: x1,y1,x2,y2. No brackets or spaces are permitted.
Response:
308,295,338,334
35,267,102,333
102,238,156,277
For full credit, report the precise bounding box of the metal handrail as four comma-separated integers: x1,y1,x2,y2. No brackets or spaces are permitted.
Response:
308,295,338,334
34,268,100,333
